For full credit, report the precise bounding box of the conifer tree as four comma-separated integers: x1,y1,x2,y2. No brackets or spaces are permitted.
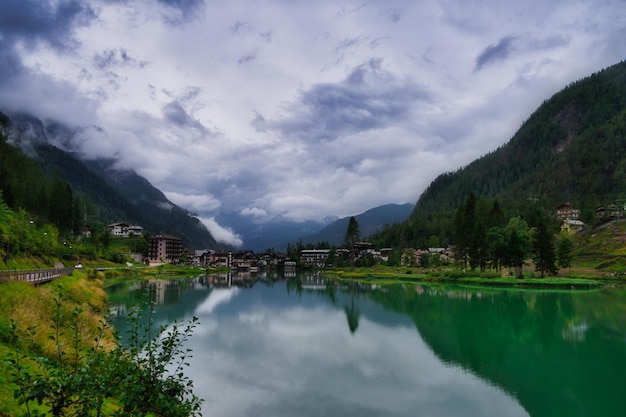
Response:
343,216,360,247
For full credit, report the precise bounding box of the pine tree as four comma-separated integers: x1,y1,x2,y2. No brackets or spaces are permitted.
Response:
532,215,557,278
343,216,360,247
556,234,574,274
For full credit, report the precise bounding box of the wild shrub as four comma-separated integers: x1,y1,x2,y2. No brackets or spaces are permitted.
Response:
4,284,202,416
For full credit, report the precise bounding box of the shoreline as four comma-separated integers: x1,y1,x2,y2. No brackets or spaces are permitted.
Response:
323,269,613,290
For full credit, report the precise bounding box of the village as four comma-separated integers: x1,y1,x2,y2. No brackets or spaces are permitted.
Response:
104,201,620,272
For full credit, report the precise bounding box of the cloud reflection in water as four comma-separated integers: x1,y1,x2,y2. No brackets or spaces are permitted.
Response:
189,284,528,417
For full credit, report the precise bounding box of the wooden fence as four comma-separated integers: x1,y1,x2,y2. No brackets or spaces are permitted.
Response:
0,268,74,285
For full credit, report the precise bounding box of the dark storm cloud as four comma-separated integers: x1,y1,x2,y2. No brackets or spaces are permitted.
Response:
267,59,429,142
157,0,204,24
0,0,97,120
0,0,96,86
162,101,208,133
0,0,96,51
238,54,257,64
0,42,25,81
475,36,518,71
94,48,147,69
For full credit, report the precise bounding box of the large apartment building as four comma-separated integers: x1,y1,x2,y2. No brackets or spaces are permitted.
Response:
146,233,184,265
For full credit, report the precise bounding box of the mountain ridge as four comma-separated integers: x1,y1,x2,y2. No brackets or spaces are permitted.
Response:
3,112,218,249
300,203,414,247
414,60,626,216
372,60,626,249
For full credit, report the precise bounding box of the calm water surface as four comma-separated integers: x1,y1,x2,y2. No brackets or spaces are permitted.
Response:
106,272,626,417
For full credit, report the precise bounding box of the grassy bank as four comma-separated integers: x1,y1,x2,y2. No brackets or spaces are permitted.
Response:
0,265,205,416
0,271,115,416
324,265,609,289
95,264,230,287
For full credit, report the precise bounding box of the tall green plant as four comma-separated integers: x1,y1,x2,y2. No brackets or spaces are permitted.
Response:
5,284,202,416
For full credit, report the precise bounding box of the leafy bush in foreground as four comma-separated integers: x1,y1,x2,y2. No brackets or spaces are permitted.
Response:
4,285,202,416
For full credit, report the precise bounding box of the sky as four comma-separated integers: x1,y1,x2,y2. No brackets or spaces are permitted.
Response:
1,0,625,246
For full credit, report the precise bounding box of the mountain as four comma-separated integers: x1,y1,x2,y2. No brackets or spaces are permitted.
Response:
3,113,218,249
373,60,626,248
86,158,219,249
213,203,413,252
301,203,414,247
415,60,626,216
215,211,332,252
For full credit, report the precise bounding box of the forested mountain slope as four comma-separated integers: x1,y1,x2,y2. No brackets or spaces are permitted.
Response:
374,60,626,248
1,112,217,249
415,60,626,217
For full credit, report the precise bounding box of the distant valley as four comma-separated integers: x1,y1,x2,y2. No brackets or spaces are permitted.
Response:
3,60,626,254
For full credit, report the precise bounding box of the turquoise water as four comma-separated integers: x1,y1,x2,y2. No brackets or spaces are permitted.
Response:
106,273,626,417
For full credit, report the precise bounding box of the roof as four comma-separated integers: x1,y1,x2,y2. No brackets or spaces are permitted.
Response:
149,233,182,241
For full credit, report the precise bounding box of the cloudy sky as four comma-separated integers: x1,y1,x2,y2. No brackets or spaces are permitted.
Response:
1,0,625,245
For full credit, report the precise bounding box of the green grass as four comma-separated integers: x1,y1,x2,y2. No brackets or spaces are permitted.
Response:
0,254,65,270
0,271,116,415
324,267,606,289
571,221,626,274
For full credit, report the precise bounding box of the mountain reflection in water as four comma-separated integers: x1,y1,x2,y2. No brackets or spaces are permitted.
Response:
106,272,626,417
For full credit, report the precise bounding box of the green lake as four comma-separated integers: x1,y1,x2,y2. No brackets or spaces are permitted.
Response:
106,272,626,417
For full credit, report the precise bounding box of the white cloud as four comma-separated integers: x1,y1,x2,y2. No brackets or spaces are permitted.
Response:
198,216,243,247
196,288,241,315
188,299,529,417
164,191,221,213
240,207,268,218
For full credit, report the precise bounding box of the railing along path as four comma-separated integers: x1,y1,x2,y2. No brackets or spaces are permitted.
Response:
0,268,74,285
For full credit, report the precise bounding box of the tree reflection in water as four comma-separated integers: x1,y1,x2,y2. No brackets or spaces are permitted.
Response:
344,282,361,334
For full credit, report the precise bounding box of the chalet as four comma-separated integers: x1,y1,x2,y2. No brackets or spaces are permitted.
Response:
232,250,257,271
259,252,294,268
379,248,394,262
107,222,144,237
300,249,330,268
107,222,129,236
352,242,379,259
127,225,144,237
146,233,184,265
192,249,214,267
561,219,585,234
213,251,232,268
596,204,623,221
556,204,580,221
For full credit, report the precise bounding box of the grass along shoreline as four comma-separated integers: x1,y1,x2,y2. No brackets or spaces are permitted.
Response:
0,266,205,416
323,266,610,289
0,271,115,416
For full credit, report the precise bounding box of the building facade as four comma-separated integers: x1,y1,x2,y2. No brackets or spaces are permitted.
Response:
300,249,330,268
146,233,184,265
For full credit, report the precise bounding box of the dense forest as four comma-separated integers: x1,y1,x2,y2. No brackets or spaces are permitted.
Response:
0,122,129,264
0,113,84,238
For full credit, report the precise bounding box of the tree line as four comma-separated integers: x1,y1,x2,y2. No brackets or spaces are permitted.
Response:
452,193,574,277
